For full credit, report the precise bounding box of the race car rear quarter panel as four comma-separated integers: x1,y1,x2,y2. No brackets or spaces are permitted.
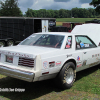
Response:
40,49,76,74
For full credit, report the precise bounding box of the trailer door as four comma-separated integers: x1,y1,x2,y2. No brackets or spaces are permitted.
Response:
42,20,48,32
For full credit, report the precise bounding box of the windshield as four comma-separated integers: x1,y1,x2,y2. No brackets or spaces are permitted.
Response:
19,34,65,48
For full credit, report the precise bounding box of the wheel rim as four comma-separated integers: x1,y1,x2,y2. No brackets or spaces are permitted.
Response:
65,68,74,84
0,42,5,47
8,41,13,46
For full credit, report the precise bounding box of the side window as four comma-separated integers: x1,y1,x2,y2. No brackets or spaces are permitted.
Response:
65,36,72,49
75,36,96,49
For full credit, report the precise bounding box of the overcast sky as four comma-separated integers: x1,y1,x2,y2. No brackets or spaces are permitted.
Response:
1,0,94,14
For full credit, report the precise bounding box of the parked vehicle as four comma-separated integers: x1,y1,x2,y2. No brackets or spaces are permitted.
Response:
0,17,56,47
62,22,83,32
0,24,100,89
85,19,100,24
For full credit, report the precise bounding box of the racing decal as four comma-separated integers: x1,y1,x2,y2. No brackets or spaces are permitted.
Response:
92,54,100,58
77,64,82,67
77,61,82,64
66,54,72,58
49,61,55,68
77,56,80,61
82,60,87,66
56,61,61,66
84,44,89,47
66,45,70,48
80,43,89,48
43,61,48,69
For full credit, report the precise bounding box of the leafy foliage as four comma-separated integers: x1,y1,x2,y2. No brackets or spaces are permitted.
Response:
0,0,22,16
25,8,99,18
90,0,100,13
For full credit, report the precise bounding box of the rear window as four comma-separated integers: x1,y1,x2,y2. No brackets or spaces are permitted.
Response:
20,34,65,48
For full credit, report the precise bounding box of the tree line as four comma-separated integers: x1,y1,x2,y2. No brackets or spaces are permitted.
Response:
0,0,100,18
25,8,99,18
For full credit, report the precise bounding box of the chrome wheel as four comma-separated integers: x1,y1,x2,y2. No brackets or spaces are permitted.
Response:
65,68,74,84
55,62,76,89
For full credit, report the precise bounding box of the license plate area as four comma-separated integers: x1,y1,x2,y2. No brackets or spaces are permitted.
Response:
6,56,13,63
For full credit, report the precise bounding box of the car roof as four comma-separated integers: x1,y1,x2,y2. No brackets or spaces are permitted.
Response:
33,32,87,36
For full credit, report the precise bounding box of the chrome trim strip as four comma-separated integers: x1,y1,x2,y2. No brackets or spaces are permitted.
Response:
0,65,35,82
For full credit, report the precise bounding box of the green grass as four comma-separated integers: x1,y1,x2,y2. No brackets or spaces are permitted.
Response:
56,18,100,26
56,18,100,23
0,65,100,100
72,68,100,94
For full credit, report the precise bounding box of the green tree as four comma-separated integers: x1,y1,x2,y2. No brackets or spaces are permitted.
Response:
71,8,79,18
37,9,46,17
54,10,59,18
32,10,38,17
48,9,55,18
0,0,22,16
25,8,33,17
46,10,52,18
90,0,100,13
59,9,65,18
87,8,95,17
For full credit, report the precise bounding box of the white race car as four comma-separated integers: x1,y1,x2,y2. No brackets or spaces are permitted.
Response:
0,24,100,89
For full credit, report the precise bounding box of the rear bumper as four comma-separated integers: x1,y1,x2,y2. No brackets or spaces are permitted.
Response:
0,65,35,82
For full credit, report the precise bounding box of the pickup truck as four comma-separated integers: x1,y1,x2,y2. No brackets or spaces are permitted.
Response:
0,24,100,89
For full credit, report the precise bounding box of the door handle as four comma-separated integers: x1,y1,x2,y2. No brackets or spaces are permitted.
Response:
83,52,87,54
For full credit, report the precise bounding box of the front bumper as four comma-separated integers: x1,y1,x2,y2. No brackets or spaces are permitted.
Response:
0,65,35,82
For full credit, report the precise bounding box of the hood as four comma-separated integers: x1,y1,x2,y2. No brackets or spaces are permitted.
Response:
0,45,58,58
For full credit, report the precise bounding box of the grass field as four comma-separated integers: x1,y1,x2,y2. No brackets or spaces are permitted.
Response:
0,65,100,100
56,18,100,26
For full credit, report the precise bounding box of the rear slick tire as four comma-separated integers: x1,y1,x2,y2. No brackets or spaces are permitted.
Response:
56,62,76,89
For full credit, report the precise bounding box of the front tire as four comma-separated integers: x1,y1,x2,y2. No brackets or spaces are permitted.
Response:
55,62,76,89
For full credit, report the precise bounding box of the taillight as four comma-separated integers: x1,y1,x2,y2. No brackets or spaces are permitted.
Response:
18,57,34,67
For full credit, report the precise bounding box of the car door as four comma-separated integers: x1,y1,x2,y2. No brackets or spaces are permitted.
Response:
75,35,100,69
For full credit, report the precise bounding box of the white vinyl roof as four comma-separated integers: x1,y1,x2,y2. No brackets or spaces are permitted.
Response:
71,23,100,46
